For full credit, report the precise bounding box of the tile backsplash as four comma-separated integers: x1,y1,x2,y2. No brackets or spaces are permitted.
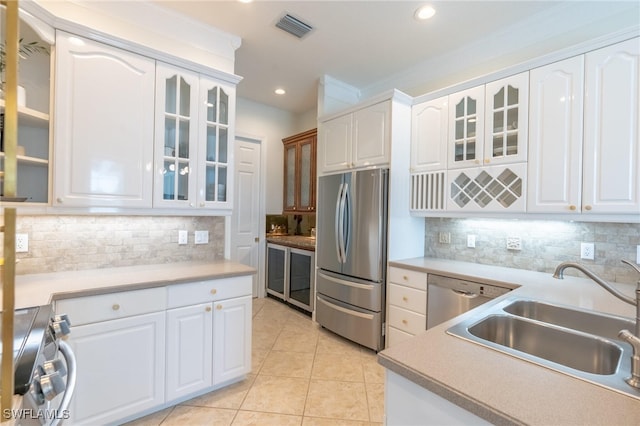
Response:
425,218,640,285
6,215,225,275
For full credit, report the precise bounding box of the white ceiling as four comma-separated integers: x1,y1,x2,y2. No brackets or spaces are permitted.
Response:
154,1,640,114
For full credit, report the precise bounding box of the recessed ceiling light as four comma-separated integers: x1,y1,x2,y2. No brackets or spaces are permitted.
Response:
275,88,286,95
415,5,436,21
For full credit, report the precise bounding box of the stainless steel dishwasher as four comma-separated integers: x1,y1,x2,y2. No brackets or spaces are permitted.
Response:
427,274,511,329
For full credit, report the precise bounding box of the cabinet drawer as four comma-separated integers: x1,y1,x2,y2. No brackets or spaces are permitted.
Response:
388,283,426,315
55,287,166,326
387,326,415,348
388,267,427,291
167,276,252,309
387,305,426,335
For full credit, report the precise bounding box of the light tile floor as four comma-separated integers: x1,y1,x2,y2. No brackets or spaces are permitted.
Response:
126,297,385,425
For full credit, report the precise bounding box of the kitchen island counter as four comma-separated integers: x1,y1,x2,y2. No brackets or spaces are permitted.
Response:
266,234,316,251
5,260,255,309
379,257,640,425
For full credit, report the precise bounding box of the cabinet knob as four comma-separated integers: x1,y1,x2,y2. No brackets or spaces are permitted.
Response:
402,319,408,325
484,158,490,164
402,296,408,302
403,275,408,281
216,304,222,310
112,303,120,311
189,202,194,207
200,202,205,207
56,197,63,204
210,289,217,295
584,205,592,211
569,205,577,211
205,306,212,312
475,159,480,165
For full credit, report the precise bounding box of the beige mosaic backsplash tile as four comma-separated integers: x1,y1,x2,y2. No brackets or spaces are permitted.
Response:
10,215,225,274
425,218,640,285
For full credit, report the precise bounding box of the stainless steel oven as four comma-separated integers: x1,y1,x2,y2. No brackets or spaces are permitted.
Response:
1,305,76,426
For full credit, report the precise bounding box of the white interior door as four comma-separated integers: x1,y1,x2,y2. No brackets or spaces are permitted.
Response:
230,137,263,296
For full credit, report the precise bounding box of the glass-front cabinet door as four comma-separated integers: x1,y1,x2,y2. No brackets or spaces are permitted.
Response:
198,77,235,208
282,128,317,213
484,72,529,166
448,86,484,170
154,63,199,208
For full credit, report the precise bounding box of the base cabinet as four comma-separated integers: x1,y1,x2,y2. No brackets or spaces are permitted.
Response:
56,275,252,425
66,312,166,425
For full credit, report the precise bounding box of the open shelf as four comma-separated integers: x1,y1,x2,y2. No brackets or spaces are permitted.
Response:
0,99,49,128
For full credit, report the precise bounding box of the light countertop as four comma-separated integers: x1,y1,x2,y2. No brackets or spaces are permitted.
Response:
3,260,256,309
379,257,640,425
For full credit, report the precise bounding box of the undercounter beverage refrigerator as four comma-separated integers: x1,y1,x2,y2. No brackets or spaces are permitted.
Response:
316,168,388,351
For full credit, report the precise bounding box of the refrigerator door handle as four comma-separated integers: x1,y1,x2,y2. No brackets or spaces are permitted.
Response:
342,182,351,261
335,182,345,263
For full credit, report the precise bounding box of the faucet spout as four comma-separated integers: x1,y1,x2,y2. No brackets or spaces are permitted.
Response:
552,261,635,306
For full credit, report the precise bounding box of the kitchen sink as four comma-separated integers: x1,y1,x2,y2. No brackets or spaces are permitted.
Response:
503,299,635,341
447,296,640,400
467,314,622,375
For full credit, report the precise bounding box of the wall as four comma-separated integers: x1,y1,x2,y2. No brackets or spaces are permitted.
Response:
9,215,225,275
425,218,640,285
235,97,298,215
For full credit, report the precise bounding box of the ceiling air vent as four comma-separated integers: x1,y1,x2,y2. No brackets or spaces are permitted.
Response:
276,13,313,39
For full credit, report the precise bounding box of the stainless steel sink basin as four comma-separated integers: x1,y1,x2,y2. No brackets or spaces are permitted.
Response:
503,299,635,341
447,296,640,400
468,314,622,375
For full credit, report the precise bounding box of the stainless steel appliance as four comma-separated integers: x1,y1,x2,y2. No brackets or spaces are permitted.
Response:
427,274,511,329
1,305,76,426
316,169,388,351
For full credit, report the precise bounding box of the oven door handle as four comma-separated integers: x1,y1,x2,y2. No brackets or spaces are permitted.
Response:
50,340,76,426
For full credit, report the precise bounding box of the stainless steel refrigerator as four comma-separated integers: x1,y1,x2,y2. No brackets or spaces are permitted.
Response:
316,168,388,351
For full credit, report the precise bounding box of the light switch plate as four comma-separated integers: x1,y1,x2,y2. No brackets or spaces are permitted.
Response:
194,230,209,245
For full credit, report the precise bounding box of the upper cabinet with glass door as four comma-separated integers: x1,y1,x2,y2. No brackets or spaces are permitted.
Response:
283,128,317,213
448,72,528,170
0,9,53,204
154,63,199,209
154,63,235,211
198,76,235,209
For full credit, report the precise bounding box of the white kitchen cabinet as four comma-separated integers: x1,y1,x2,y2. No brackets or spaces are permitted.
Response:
53,31,155,208
55,275,252,424
527,56,585,213
582,37,640,214
386,267,427,348
448,72,528,170
318,100,390,174
65,312,166,425
154,64,235,210
213,295,252,385
166,303,213,401
154,63,199,208
448,163,527,212
411,96,448,173
448,86,485,170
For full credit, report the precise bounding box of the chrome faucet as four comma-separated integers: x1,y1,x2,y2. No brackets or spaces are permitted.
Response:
553,260,640,389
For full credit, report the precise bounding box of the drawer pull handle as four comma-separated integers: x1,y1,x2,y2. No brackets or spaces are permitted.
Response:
205,306,212,312
402,319,408,325
210,289,217,295
216,305,222,310
402,296,408,302
112,304,120,311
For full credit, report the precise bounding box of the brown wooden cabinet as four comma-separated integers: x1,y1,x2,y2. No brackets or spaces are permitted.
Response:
283,128,316,213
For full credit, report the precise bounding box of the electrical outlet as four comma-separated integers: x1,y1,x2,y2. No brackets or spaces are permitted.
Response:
194,230,209,245
580,242,595,260
16,233,28,253
178,230,188,245
637,245,640,264
467,234,476,248
506,236,521,251
438,232,451,244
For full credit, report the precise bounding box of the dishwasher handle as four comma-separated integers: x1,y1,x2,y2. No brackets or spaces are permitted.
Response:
451,289,480,298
